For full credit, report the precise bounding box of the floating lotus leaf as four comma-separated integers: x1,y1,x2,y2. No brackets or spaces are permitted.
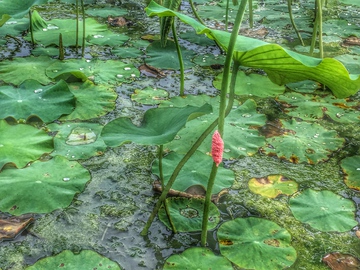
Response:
263,120,345,164
159,198,220,232
86,31,129,47
145,1,360,98
0,56,54,85
213,71,286,97
341,156,360,191
101,104,212,146
289,189,358,232
0,79,75,123
0,120,53,170
192,53,226,67
179,31,215,46
163,96,266,159
248,175,298,198
217,217,297,270
335,54,360,75
145,40,195,70
131,87,168,105
323,20,360,38
29,18,108,47
0,18,28,36
48,122,106,160
0,156,90,215
152,151,234,195
26,250,121,270
112,47,144,58
163,247,233,270
278,92,360,123
60,81,117,120
46,58,139,84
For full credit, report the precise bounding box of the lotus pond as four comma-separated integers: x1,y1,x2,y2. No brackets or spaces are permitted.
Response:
0,0,359,269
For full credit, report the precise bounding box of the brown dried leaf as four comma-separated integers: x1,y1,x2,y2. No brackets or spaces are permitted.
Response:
322,252,360,270
0,214,34,241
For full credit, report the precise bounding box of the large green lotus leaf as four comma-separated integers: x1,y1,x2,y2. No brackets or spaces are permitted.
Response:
152,151,234,194
248,175,298,198
46,58,139,84
0,56,54,85
335,54,360,75
0,79,75,123
289,189,358,232
0,18,28,36
30,18,107,47
48,122,106,160
217,217,297,270
85,6,127,18
278,92,360,123
341,156,360,190
213,71,286,97
112,46,144,59
26,250,121,270
145,1,360,98
164,96,266,159
323,20,360,38
0,156,90,215
145,40,195,70
101,104,212,146
263,120,345,164
0,0,48,23
0,120,53,170
131,87,169,105
159,198,220,232
163,247,233,270
60,81,117,120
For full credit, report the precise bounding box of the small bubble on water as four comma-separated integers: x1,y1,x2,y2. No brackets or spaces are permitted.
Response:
116,74,123,78
34,89,43,93
63,177,70,182
124,67,131,71
17,100,22,103
93,35,104,38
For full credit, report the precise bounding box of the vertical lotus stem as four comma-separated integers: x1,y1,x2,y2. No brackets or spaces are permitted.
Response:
317,0,323,58
287,0,304,46
76,0,79,49
189,0,206,26
80,0,85,57
59,33,64,60
248,0,253,28
171,21,185,96
29,10,35,46
140,2,245,237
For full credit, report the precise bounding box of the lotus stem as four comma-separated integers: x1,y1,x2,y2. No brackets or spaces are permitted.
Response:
29,10,35,46
248,0,253,28
59,33,64,60
225,0,230,31
76,0,79,49
189,0,206,26
171,21,185,96
317,0,323,58
80,0,85,57
287,0,304,46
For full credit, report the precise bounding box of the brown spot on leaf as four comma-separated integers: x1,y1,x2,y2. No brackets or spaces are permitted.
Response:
264,238,280,247
219,239,233,246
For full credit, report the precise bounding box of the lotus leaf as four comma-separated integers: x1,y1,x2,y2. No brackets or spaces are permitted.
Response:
26,250,121,269
0,120,53,170
46,58,139,84
192,53,226,67
179,31,215,46
164,96,266,159
60,81,117,120
0,79,75,123
159,198,220,232
0,156,90,215
248,175,298,198
86,31,129,47
152,151,234,195
263,120,345,164
163,247,233,269
0,18,28,36
341,155,360,190
278,92,360,123
217,217,297,270
145,40,195,70
131,87,168,105
322,20,360,38
0,56,54,85
213,71,286,97
101,104,212,146
29,18,108,47
0,0,48,24
289,189,358,232
48,122,106,160
145,1,360,98
112,47,144,59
